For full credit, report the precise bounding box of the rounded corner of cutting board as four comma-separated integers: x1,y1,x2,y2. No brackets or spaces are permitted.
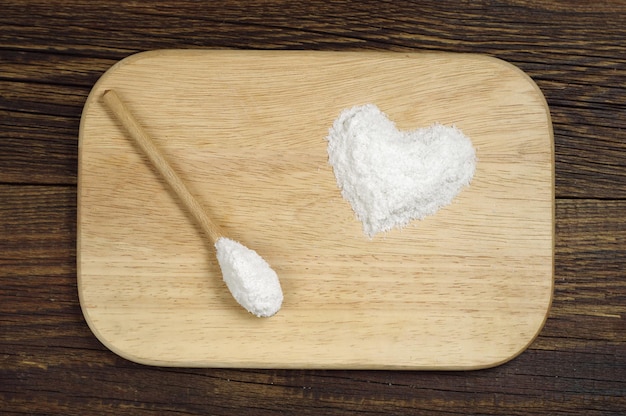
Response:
77,297,159,367
76,300,131,363
80,50,159,109
80,49,180,111
477,54,553,119
479,305,553,371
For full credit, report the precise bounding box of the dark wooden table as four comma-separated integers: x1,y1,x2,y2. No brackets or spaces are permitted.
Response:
2,1,625,414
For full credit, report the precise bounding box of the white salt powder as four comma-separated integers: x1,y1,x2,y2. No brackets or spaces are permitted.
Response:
215,237,283,317
326,104,476,237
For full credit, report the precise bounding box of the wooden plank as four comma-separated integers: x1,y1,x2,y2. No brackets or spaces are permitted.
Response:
77,50,553,368
1,1,625,57
0,110,78,185
0,50,114,86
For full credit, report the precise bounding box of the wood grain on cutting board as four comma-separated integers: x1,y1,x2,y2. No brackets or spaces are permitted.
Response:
77,50,553,369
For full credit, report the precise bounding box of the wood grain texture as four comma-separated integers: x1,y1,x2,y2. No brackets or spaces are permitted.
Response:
1,0,625,414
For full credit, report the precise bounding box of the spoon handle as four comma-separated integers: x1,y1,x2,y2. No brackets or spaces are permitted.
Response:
102,89,224,245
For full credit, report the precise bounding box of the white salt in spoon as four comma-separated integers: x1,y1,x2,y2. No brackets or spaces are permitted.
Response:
102,89,283,318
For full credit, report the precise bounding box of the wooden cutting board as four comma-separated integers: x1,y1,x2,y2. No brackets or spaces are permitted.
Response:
78,50,553,369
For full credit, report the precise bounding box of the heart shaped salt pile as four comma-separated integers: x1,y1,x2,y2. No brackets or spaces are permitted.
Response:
326,104,476,237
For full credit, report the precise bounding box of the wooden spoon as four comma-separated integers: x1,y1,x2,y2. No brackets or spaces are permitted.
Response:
101,89,283,317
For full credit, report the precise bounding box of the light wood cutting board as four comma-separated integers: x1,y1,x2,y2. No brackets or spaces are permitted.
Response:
78,50,553,369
